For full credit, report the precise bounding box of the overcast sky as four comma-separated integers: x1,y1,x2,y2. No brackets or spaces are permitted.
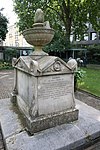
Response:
1,0,17,26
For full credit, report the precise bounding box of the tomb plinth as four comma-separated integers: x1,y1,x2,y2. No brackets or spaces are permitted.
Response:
11,9,78,134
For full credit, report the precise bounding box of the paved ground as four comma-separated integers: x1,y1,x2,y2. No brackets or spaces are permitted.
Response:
0,127,4,150
0,70,14,99
1,98,100,150
0,69,100,150
75,91,100,150
0,70,14,150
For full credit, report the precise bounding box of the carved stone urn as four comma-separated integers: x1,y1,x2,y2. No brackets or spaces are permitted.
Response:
23,9,55,55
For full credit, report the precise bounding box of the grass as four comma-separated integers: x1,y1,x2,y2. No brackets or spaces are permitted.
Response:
78,68,100,97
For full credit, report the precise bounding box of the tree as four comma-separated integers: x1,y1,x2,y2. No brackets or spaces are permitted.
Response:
13,0,100,50
5,48,17,62
0,8,8,41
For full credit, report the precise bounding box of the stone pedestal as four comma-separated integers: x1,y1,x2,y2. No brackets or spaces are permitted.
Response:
12,55,78,134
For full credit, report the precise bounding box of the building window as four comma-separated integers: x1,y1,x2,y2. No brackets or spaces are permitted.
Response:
15,35,19,40
92,32,97,40
15,32,19,41
15,42,19,47
9,34,12,38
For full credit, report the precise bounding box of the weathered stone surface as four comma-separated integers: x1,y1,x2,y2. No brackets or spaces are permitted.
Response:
0,98,100,150
12,54,78,134
37,74,75,115
34,9,44,23
14,55,72,75
26,108,78,134
23,8,54,52
0,99,24,139
16,8,78,134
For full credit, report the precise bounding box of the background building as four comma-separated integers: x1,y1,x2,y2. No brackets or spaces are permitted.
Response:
0,24,33,61
3,24,32,47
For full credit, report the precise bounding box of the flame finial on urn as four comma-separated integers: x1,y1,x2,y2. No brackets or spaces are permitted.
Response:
34,9,44,23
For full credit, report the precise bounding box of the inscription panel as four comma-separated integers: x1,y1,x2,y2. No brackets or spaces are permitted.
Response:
38,74,75,115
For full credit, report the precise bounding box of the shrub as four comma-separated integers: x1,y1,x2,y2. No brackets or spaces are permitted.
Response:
0,61,13,70
74,69,86,91
4,48,17,62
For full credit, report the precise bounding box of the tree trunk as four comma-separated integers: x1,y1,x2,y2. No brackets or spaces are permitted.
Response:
66,28,71,49
62,0,71,50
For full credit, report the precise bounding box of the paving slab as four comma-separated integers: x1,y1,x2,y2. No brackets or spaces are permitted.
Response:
0,98,100,150
0,99,24,140
0,70,14,99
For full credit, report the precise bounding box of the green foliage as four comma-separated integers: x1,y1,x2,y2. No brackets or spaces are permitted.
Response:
74,68,86,91
0,61,12,70
84,0,100,32
13,0,100,51
5,48,17,62
72,0,100,39
86,45,100,64
44,31,67,53
75,69,86,81
0,8,8,41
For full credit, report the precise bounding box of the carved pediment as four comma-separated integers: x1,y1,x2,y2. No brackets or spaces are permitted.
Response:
14,55,73,76
14,56,31,71
37,56,72,74
14,56,41,75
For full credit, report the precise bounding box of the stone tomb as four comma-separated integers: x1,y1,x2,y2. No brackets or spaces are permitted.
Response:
12,55,78,134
